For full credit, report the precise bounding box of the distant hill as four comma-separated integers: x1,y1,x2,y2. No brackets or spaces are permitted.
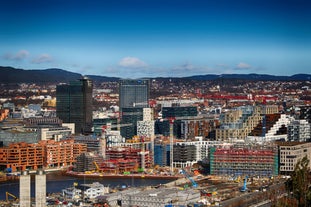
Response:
0,66,82,83
0,66,120,84
187,73,311,81
0,66,310,83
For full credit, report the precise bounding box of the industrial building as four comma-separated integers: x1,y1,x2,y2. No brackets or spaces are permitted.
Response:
278,142,311,174
56,77,93,134
209,143,278,177
105,187,200,207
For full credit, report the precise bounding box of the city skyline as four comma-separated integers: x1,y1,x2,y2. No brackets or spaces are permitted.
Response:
1,0,310,78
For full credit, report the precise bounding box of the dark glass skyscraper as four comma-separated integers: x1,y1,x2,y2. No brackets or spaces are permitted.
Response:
119,79,150,139
119,79,149,109
56,77,93,134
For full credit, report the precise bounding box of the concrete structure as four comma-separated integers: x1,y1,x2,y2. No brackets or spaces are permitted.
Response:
19,170,31,207
35,170,46,207
56,77,93,134
278,142,311,174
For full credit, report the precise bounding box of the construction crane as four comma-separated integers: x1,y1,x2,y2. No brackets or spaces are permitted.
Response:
169,117,175,175
6,191,18,202
93,161,101,173
160,116,199,174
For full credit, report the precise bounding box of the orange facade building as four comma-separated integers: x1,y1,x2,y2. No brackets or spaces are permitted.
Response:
0,139,87,172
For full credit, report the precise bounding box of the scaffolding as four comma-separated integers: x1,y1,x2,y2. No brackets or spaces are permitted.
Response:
209,143,278,177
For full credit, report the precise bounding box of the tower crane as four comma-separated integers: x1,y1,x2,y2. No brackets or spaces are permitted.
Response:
160,115,199,174
169,117,175,174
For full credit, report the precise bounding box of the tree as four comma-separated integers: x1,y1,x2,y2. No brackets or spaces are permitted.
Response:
286,156,311,207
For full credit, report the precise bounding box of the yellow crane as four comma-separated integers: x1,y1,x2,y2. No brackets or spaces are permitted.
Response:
6,191,18,202
93,161,101,173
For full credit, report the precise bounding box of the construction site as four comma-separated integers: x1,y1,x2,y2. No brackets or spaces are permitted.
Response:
209,143,279,177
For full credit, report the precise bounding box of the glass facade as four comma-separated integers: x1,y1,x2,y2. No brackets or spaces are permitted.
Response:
119,79,150,139
119,79,149,109
56,77,93,134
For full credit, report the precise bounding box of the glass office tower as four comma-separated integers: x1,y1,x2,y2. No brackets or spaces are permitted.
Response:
56,77,93,134
119,79,150,139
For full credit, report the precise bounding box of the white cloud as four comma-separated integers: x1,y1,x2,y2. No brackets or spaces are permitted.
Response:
3,50,29,61
32,54,53,64
236,62,252,69
172,63,195,71
118,57,147,68
170,63,216,76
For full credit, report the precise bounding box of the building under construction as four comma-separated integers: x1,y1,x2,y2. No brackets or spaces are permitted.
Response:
106,147,151,171
209,143,278,177
73,146,152,174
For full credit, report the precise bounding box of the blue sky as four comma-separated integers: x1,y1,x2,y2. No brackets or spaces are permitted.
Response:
0,0,310,78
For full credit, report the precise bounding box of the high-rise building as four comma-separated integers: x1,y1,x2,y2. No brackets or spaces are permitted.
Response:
56,77,93,134
119,79,150,139
119,79,149,109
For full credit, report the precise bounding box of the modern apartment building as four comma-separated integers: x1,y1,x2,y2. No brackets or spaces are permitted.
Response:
56,77,93,134
287,120,311,142
216,105,284,141
0,139,87,172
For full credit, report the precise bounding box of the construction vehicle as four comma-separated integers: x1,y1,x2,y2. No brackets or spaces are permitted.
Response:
240,176,248,192
181,169,198,188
